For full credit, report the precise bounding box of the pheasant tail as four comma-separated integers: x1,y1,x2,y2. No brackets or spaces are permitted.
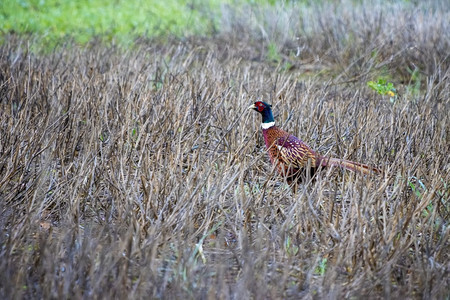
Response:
323,157,381,175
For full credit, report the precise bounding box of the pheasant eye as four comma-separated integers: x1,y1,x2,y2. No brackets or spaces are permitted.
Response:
257,103,265,112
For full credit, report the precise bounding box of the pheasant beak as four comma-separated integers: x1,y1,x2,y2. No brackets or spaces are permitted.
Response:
248,104,257,110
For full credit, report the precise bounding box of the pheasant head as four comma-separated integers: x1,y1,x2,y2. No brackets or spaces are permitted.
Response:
248,101,275,129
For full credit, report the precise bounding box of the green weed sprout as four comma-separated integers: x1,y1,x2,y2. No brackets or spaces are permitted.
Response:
367,78,397,102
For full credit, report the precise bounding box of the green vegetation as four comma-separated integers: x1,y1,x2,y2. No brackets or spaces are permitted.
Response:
315,258,328,276
367,78,396,96
368,78,397,102
0,0,222,46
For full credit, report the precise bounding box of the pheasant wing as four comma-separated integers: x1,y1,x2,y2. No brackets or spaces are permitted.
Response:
274,135,318,169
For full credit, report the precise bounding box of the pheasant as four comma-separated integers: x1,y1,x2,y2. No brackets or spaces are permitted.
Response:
249,101,380,183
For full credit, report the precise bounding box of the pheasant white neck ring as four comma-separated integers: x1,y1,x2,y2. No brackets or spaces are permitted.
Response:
261,121,275,129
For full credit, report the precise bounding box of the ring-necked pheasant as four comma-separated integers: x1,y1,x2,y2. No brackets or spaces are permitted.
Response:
249,101,381,183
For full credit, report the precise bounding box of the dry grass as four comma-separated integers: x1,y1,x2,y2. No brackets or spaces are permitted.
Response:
0,3,449,298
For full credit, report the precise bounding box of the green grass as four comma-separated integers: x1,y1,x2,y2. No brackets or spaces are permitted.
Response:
0,0,222,47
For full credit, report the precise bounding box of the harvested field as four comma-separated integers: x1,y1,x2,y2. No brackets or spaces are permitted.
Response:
0,1,449,298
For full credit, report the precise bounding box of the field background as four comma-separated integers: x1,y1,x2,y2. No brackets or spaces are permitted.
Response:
1,0,449,298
